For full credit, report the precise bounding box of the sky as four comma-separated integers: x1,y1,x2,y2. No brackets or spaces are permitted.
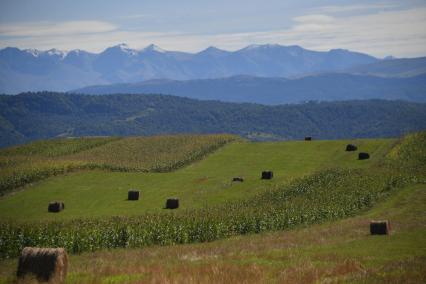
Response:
0,0,425,58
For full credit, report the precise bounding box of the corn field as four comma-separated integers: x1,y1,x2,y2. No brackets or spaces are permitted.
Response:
0,134,238,195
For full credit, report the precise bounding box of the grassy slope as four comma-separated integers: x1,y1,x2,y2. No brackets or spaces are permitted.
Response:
0,139,393,221
0,182,424,283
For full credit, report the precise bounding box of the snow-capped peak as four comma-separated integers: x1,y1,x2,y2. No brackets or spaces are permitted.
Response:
45,48,67,57
23,48,67,58
109,43,137,55
116,43,129,49
46,48,60,54
143,44,166,53
68,49,83,54
24,48,41,57
242,44,282,51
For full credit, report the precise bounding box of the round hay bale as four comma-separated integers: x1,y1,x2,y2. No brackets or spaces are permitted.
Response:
346,144,358,151
128,190,140,201
48,201,64,213
358,152,370,160
261,171,273,180
370,220,390,235
165,198,179,209
17,247,68,283
232,177,244,182
304,136,312,141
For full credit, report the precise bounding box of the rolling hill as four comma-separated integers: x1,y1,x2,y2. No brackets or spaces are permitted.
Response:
72,73,426,104
1,92,426,148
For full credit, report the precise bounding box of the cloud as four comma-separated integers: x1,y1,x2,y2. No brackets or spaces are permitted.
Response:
278,7,426,57
311,2,400,14
0,21,117,37
293,14,335,24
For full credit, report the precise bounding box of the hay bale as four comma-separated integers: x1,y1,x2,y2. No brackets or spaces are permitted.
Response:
48,201,64,213
128,190,140,201
165,198,179,209
358,152,370,160
370,220,390,235
261,171,273,180
232,177,244,182
346,144,358,151
17,247,68,283
304,136,312,141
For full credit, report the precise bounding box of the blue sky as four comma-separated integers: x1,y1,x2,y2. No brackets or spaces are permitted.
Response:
1,0,425,57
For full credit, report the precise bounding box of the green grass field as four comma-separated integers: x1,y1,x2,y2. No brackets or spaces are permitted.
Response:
0,138,393,221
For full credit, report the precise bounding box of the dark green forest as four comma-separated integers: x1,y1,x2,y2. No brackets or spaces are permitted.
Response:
1,92,426,148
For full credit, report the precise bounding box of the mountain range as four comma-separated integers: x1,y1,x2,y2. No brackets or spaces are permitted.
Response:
0,43,388,94
2,43,425,104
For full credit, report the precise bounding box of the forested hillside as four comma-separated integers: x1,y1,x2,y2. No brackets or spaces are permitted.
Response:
1,92,426,147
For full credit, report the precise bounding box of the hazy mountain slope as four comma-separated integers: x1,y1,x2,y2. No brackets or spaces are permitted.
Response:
0,47,106,93
73,73,426,104
0,44,379,93
347,57,426,77
1,92,425,148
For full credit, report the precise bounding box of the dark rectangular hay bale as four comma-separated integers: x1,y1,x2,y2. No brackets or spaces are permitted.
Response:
128,190,140,201
370,220,390,235
165,198,179,209
48,201,64,213
261,171,273,180
358,152,370,160
346,144,358,151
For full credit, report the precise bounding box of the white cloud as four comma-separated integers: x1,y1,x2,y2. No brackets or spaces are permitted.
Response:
293,14,335,24
279,7,426,57
0,21,117,37
311,2,399,14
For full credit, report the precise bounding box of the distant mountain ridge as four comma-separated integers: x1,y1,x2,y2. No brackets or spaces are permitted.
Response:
73,73,426,104
0,43,381,94
346,57,426,78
